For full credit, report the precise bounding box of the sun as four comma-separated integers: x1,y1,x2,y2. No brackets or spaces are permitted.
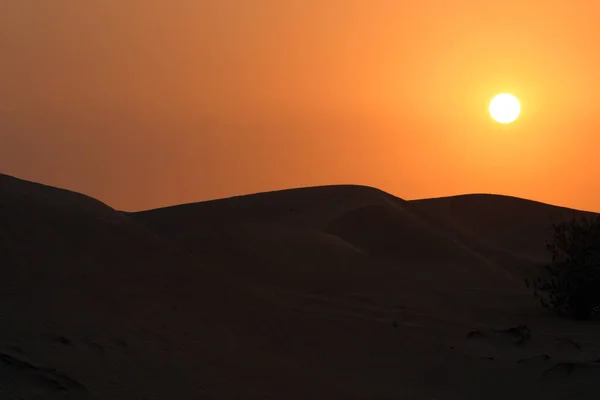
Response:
489,93,520,124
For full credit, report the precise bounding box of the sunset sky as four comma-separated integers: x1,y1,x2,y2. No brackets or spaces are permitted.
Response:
2,1,600,211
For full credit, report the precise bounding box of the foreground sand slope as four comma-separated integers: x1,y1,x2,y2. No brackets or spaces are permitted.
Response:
2,174,599,399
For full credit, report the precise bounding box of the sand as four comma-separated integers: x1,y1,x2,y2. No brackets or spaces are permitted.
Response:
0,173,599,399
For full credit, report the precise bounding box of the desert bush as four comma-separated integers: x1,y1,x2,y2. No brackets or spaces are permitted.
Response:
527,215,600,320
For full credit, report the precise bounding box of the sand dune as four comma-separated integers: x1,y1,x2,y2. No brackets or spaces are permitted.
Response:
410,194,596,263
1,174,599,399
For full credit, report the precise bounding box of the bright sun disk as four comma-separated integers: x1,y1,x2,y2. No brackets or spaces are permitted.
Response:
489,93,520,124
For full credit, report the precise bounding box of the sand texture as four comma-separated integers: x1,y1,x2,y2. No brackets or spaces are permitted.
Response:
1,174,599,399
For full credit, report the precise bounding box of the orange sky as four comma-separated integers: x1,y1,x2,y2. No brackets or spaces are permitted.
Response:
1,1,600,211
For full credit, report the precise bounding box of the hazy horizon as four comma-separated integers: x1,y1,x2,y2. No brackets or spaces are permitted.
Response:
2,1,600,211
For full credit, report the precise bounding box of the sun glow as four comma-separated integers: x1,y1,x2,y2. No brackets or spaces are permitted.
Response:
489,93,521,124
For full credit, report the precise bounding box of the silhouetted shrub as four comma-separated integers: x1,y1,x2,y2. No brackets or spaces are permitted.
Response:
527,215,600,320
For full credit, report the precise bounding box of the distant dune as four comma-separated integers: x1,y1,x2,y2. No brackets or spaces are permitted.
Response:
1,174,598,399
411,194,596,263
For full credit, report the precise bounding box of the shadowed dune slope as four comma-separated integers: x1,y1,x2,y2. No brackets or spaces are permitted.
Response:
410,194,596,263
132,186,521,294
0,173,195,312
131,185,573,321
0,174,291,399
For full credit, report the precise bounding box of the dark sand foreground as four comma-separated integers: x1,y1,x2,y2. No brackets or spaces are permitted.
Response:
0,173,599,399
